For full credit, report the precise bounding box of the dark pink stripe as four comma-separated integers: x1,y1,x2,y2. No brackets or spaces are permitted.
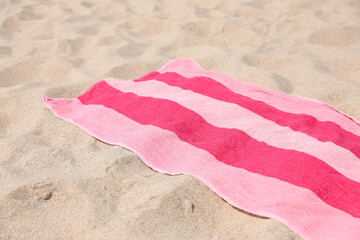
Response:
135,71,360,160
78,80,360,218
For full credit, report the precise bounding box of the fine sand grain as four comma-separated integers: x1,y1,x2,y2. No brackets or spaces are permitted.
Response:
1,0,359,239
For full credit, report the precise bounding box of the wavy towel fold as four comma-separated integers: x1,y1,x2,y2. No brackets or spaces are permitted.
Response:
43,58,360,240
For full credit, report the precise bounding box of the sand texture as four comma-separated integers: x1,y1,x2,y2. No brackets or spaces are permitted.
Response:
1,0,360,239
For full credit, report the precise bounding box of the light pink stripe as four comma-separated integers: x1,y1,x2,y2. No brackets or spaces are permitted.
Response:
43,96,360,240
104,78,360,182
158,58,360,137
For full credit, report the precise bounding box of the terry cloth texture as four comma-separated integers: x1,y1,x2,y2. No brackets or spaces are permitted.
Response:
43,58,360,240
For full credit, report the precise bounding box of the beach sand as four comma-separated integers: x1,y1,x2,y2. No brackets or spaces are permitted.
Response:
1,0,359,239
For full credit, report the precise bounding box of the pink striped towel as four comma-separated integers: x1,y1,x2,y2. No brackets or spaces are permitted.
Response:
43,58,360,240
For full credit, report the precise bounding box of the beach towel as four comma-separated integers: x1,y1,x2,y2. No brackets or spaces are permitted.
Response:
43,58,360,240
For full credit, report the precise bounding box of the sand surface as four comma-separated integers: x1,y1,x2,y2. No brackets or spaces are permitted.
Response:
1,0,360,239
